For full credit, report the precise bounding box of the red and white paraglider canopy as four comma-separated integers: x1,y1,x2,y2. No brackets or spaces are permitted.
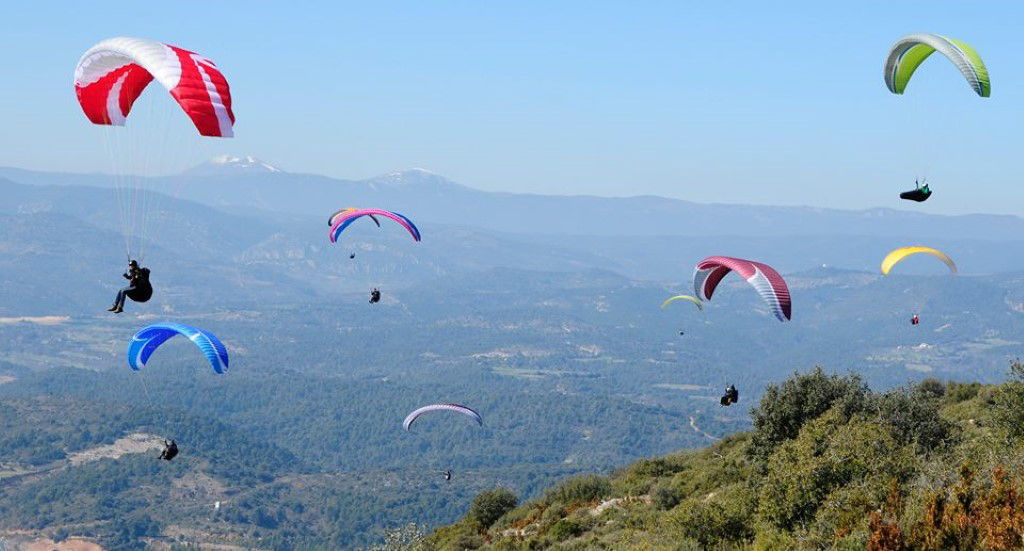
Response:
74,37,234,137
693,256,792,322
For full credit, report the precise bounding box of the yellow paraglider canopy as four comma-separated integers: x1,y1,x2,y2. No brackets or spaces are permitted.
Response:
660,294,704,311
881,246,957,275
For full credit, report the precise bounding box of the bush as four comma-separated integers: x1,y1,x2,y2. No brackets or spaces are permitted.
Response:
871,387,952,452
756,411,916,533
630,457,683,478
449,530,485,550
915,378,945,400
488,503,533,532
469,487,519,529
547,517,585,541
749,367,869,460
540,504,567,525
651,481,682,510
945,381,981,403
991,361,1024,441
543,474,611,507
670,493,754,548
751,368,952,464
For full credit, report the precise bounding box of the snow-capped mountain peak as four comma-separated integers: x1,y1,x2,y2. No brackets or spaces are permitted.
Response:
208,155,281,172
184,155,284,176
369,167,468,190
382,167,438,178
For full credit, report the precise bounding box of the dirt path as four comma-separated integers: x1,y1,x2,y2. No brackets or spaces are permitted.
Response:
689,415,719,441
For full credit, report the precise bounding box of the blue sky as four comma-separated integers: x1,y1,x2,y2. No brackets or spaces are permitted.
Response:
1,1,1022,214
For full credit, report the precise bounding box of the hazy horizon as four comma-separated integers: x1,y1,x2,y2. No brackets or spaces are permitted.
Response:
4,155,1024,223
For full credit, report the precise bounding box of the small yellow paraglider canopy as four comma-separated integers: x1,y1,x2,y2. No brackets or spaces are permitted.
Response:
881,246,957,275
660,294,704,311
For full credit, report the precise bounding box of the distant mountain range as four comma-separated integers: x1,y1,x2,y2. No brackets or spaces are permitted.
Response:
0,161,1022,386
2,158,1023,282
4,156,1023,242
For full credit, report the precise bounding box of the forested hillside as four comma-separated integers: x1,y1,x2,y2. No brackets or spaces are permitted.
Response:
422,365,1024,550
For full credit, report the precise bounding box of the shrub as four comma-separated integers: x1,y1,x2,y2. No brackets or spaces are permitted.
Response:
449,530,485,550
547,517,585,541
651,481,682,510
469,488,519,529
757,411,916,532
915,378,945,400
540,504,567,525
944,381,981,403
670,493,754,548
991,361,1024,441
543,474,611,507
871,387,952,452
749,367,869,461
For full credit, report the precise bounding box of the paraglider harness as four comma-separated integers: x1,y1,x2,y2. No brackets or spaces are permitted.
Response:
720,385,739,407
911,314,920,326
899,179,932,203
123,260,153,302
159,439,178,461
369,288,381,304
109,260,153,313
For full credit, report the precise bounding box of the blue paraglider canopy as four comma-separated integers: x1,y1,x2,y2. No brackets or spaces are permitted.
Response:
127,322,229,374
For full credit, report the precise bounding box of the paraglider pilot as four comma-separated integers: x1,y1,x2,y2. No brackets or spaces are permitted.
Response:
370,288,381,304
911,314,920,326
109,260,152,314
443,470,451,482
159,439,178,461
720,384,739,407
899,179,932,203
